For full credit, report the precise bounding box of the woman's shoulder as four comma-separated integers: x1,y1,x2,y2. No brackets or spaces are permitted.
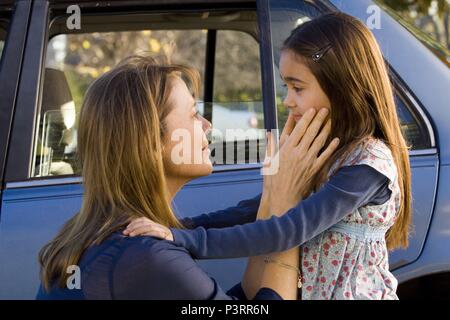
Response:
108,230,189,259
108,231,223,300
80,230,191,276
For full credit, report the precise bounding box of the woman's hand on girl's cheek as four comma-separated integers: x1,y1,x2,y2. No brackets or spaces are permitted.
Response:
262,112,297,196
268,108,339,214
279,112,297,148
123,217,174,241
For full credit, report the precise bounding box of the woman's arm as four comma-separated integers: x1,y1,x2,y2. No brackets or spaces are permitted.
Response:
242,112,307,300
241,192,271,299
242,193,300,300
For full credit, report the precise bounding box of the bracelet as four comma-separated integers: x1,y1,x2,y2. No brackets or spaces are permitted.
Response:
264,256,303,289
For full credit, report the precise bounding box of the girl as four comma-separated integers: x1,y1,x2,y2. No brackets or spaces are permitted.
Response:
125,12,412,300
36,55,337,300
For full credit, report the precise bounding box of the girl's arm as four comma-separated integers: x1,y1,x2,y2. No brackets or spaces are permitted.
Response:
170,164,390,259
179,193,262,229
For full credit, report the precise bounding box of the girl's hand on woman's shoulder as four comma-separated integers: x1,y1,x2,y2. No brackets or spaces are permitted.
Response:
123,217,174,241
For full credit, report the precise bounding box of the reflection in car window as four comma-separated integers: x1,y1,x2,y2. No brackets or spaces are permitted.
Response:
209,30,264,165
395,91,430,150
0,15,11,63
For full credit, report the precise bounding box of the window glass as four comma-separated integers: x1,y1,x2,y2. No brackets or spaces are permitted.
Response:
395,92,430,150
0,14,12,64
208,30,264,165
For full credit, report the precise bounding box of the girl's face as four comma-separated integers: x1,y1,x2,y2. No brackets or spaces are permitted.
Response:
162,76,213,182
279,49,331,122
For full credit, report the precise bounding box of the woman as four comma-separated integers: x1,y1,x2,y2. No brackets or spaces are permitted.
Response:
36,55,337,300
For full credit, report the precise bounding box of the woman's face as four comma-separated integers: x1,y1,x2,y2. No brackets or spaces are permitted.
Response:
279,49,331,122
162,76,213,182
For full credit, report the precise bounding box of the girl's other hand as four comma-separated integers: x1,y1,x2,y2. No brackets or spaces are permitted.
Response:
123,217,174,241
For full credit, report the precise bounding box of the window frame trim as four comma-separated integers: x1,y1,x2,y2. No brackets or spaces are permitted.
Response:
389,66,436,153
5,163,264,189
0,0,32,188
256,0,277,132
4,0,49,184
5,145,436,190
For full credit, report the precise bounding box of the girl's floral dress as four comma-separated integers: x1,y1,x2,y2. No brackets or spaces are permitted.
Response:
300,138,401,300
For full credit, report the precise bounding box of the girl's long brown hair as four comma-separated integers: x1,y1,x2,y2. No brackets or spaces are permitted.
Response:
39,56,201,290
283,12,412,250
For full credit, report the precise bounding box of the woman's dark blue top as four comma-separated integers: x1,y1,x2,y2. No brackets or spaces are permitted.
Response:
37,164,390,300
36,231,276,300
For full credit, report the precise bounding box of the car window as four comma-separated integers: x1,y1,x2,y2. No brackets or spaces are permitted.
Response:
0,10,13,177
267,1,321,129
269,0,431,151
0,27,5,59
32,11,264,178
395,90,430,150
208,29,264,165
0,15,11,63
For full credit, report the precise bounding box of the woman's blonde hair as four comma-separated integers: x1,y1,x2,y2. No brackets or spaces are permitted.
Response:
39,56,201,290
283,12,412,250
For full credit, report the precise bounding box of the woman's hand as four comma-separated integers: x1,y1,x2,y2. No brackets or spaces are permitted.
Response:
267,108,339,215
260,112,297,207
123,217,174,241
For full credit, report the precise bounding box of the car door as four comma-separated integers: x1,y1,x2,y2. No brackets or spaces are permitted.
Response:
0,0,269,299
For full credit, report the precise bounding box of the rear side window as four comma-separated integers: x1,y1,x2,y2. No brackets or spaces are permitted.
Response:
395,90,431,150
